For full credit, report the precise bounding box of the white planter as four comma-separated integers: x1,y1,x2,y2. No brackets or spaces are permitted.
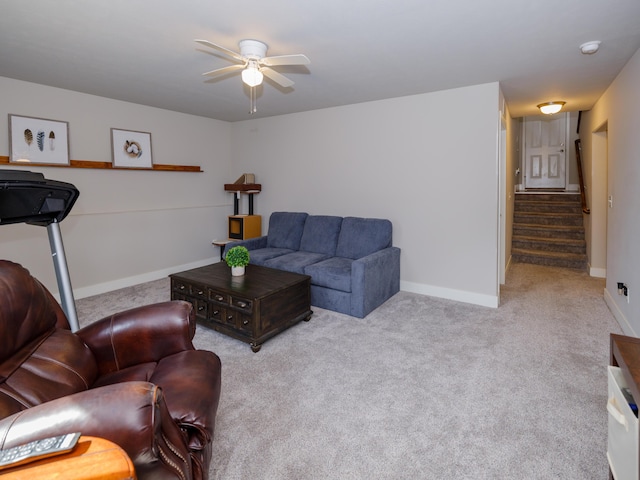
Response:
231,266,245,277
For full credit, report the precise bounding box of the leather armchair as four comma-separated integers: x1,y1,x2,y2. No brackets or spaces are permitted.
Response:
0,260,221,480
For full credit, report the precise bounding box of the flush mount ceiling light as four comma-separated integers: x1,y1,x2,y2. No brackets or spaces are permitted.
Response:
580,41,601,55
537,101,566,115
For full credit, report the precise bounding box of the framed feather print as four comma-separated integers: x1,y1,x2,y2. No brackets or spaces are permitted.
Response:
111,128,153,169
8,114,70,165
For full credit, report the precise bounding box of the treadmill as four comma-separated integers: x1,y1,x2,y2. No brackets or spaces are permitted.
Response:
0,169,80,331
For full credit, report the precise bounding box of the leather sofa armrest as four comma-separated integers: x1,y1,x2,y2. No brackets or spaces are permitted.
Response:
77,300,196,374
0,382,191,480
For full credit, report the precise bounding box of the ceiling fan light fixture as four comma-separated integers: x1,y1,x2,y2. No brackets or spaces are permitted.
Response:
537,101,566,115
241,64,263,87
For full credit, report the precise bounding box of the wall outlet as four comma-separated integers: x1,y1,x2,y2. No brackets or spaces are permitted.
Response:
618,282,630,303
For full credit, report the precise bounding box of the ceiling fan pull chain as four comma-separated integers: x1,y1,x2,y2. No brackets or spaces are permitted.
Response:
250,86,257,114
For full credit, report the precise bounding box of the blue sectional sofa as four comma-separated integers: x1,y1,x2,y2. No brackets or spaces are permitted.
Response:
224,212,401,318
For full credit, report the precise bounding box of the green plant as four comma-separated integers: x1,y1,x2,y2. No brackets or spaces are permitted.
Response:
225,246,250,267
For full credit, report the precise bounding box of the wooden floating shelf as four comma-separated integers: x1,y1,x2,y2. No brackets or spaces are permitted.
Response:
0,156,202,172
223,183,261,192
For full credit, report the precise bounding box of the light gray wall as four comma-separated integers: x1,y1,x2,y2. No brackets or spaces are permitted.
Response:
1,77,503,308
0,77,232,298
580,47,640,335
231,82,502,306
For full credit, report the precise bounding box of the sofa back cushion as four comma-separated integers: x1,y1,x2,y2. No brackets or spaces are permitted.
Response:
299,215,343,255
267,212,309,250
335,217,393,259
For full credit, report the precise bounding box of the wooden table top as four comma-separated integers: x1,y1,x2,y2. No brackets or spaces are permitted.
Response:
0,436,135,480
171,262,310,299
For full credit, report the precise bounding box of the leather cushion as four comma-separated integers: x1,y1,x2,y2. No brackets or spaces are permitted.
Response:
0,261,64,362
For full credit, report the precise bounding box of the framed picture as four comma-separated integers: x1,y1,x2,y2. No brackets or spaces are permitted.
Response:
111,128,153,169
8,114,70,165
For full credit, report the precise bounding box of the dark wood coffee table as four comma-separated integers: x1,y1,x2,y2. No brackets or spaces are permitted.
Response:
170,263,312,352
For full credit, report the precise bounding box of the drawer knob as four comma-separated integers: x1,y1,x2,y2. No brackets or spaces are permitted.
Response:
213,310,220,315
215,295,224,302
243,319,249,325
227,315,234,321
198,306,205,312
197,290,204,295
179,285,185,290
237,301,248,308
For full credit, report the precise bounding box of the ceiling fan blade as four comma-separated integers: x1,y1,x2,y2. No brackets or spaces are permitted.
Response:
202,64,245,77
261,67,295,88
260,54,310,67
194,39,244,62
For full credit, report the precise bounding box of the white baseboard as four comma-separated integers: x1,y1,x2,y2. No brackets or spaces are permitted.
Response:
604,287,635,336
590,266,606,278
71,257,219,300
401,280,499,308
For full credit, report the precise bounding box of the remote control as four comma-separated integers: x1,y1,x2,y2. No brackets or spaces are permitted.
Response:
0,432,81,470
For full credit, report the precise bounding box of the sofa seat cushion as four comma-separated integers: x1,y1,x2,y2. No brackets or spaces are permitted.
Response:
304,256,353,293
264,251,331,275
299,215,343,255
336,217,392,259
248,247,294,266
266,212,308,250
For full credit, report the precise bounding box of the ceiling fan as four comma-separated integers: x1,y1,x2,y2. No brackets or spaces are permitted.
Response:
194,38,310,89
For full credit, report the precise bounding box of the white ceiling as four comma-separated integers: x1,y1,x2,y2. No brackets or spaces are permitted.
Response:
2,0,640,122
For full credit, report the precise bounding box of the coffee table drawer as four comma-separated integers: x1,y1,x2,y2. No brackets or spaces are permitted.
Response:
230,295,252,313
171,279,189,294
207,306,251,333
209,289,229,305
171,279,208,300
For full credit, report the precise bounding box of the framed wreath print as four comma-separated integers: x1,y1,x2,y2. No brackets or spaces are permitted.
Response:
111,128,153,169
9,114,70,165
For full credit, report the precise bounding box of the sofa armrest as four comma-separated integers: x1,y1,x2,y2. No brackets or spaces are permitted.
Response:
77,300,196,376
0,382,191,479
351,246,401,318
223,236,268,257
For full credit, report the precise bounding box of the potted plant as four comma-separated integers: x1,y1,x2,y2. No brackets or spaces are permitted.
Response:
225,246,250,276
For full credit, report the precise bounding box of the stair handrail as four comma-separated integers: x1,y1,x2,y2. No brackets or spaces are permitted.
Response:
575,139,590,214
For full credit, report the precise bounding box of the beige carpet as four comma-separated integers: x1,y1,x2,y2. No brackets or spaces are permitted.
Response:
76,262,621,479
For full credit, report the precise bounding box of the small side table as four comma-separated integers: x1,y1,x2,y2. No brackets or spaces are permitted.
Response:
212,239,232,260
0,436,136,480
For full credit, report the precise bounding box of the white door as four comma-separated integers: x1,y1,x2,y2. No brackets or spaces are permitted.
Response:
524,114,568,189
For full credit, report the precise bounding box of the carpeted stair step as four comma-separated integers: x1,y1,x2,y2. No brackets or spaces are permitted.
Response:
512,235,586,254
515,193,581,203
515,200,582,214
513,211,584,226
512,223,585,240
512,247,587,269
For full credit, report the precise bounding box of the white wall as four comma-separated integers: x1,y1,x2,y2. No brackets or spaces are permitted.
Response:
1,78,503,308
231,83,502,306
580,47,640,335
0,77,232,298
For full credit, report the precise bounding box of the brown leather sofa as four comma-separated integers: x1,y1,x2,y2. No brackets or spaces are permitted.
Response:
0,260,221,479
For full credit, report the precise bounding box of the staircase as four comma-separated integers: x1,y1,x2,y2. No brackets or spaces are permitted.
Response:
512,192,587,270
